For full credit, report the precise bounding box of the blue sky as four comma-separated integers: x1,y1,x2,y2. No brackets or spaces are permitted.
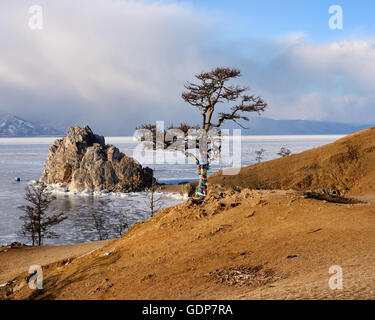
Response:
0,0,374,135
176,0,374,42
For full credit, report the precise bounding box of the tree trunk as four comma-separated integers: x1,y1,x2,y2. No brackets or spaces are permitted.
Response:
195,160,209,199
37,213,42,246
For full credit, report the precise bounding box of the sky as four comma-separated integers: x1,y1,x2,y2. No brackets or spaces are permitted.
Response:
0,0,374,135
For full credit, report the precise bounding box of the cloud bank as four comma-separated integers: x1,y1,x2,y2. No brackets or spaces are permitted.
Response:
0,0,374,135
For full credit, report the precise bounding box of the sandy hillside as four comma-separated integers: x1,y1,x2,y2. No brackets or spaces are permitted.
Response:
0,240,113,284
209,126,375,199
1,187,375,300
1,127,375,300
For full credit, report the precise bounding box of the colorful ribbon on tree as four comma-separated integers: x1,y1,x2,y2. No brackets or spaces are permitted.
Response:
195,160,210,198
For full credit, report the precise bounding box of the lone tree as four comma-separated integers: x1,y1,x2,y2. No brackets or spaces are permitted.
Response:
182,67,267,131
143,172,164,218
90,209,108,241
114,209,130,238
19,184,67,246
182,67,267,198
135,67,267,200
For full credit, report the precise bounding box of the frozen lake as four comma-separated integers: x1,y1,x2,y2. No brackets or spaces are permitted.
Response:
0,135,344,245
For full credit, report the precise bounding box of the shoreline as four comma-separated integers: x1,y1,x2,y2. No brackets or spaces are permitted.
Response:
0,185,187,286
40,182,186,197
0,183,188,248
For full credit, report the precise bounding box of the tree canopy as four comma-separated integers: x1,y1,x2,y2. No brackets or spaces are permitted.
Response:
182,67,267,131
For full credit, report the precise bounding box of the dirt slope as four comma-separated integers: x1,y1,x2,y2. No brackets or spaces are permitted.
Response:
2,187,375,300
0,240,113,284
209,126,375,198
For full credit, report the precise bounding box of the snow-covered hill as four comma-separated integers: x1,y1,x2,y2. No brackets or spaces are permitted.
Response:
0,113,64,137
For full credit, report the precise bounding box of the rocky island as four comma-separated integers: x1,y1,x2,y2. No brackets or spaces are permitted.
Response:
40,126,154,192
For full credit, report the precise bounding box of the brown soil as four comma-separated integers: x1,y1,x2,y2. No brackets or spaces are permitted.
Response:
1,128,375,300
209,126,375,198
0,240,113,284
159,184,182,193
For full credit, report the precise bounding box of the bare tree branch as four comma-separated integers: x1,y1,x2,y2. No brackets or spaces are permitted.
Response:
182,67,267,132
18,184,67,246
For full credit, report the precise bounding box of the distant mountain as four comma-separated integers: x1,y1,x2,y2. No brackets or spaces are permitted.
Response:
0,113,64,137
0,113,372,137
233,117,372,135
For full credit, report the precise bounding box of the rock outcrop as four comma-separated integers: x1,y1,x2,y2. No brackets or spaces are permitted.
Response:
40,126,154,192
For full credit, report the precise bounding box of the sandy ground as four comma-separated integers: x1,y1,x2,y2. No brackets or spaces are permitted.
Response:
0,240,113,284
159,184,182,193
1,188,375,300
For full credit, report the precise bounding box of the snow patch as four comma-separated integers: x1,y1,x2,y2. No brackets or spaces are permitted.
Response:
42,183,186,201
